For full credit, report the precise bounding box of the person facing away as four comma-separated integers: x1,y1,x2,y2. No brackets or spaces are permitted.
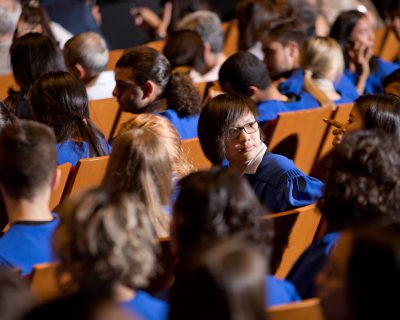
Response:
198,92,324,213
0,120,60,276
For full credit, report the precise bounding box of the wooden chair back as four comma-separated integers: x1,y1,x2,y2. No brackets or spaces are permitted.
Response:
30,263,65,303
223,19,239,57
63,156,110,200
268,106,333,174
49,162,71,211
181,138,212,170
374,27,387,55
107,49,124,70
111,110,136,138
89,98,120,140
262,204,322,278
145,39,166,52
0,74,18,100
379,29,400,62
267,298,324,320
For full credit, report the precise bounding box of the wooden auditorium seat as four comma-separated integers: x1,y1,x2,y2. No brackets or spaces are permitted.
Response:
62,156,110,200
107,49,124,70
222,19,239,57
267,298,324,320
267,106,333,175
89,98,120,140
181,138,212,171
49,162,72,211
261,204,322,278
0,74,18,101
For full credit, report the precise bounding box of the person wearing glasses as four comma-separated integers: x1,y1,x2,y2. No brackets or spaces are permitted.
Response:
198,92,324,213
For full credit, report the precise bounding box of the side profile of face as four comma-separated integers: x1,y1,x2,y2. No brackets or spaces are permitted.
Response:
224,112,262,167
347,105,365,132
263,40,294,79
317,233,352,320
384,81,400,97
349,16,375,50
112,67,147,113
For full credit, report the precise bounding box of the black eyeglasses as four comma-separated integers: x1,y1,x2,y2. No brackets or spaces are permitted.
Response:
227,121,259,139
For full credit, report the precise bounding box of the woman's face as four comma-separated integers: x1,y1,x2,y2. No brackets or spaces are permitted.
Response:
317,233,353,320
349,16,375,50
347,105,365,132
224,112,262,166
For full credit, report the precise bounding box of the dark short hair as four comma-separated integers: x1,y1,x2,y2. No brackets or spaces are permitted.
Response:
198,92,258,165
319,130,400,231
173,168,271,259
260,19,307,48
348,223,400,320
0,120,56,199
219,51,271,94
382,68,400,89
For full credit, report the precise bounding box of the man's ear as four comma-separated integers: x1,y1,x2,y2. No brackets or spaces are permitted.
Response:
247,86,259,99
70,63,87,80
50,168,61,193
142,80,156,99
287,40,299,57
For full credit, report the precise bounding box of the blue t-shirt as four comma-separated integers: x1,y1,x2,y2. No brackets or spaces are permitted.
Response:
120,290,169,320
0,213,59,276
56,137,111,166
158,109,199,140
244,152,324,213
344,58,399,94
266,275,300,306
286,231,340,299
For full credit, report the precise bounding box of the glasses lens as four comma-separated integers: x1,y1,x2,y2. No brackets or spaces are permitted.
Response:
244,121,258,134
227,127,240,139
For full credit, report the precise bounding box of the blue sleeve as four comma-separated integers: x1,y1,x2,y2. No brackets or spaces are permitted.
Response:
265,275,300,306
276,170,324,212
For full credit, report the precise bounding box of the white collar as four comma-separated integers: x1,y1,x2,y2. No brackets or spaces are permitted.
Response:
242,143,267,175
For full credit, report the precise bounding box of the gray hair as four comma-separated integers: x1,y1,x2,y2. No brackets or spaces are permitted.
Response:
63,31,109,77
177,10,224,54
0,0,21,35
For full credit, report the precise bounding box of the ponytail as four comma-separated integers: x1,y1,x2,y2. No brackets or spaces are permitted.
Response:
165,71,202,117
76,118,107,157
303,70,336,109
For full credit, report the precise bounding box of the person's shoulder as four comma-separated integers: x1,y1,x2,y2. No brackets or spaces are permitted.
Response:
260,153,299,173
376,58,399,74
265,275,301,306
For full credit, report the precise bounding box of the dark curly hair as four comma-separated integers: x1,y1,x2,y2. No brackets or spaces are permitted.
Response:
116,47,202,117
319,130,400,231
172,168,272,260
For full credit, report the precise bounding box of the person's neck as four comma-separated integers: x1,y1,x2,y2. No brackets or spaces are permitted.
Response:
259,85,288,102
114,283,136,302
204,52,224,74
229,160,250,175
5,193,53,224
0,33,13,44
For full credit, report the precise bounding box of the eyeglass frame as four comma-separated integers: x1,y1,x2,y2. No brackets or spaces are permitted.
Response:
226,121,259,140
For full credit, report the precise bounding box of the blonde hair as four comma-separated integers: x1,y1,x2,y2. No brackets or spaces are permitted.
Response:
103,128,171,237
54,188,158,289
300,36,344,108
119,113,195,179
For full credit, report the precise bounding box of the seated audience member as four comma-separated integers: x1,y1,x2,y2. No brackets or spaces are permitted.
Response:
14,1,72,49
63,32,115,100
330,10,399,94
54,188,168,320
30,71,110,166
198,93,324,213
102,128,172,237
383,68,400,97
261,19,357,101
325,94,400,146
287,130,400,299
300,36,359,108
0,120,60,276
162,29,206,76
118,113,195,180
113,47,202,140
169,238,267,320
5,33,64,119
176,10,226,83
171,168,300,307
219,51,310,126
0,268,34,320
0,0,21,75
318,223,400,320
236,0,279,60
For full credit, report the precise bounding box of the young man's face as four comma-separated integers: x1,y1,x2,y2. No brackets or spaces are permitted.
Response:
112,67,147,113
263,40,295,79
